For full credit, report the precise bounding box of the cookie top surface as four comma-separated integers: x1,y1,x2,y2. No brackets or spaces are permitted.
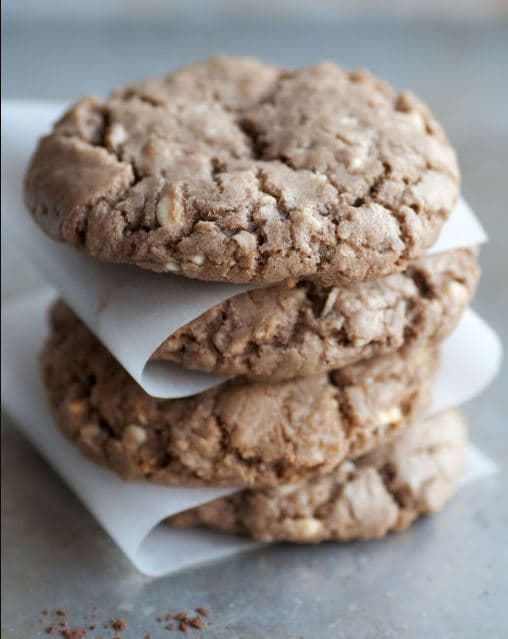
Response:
25,56,459,284
41,302,438,487
154,247,478,381
169,409,466,542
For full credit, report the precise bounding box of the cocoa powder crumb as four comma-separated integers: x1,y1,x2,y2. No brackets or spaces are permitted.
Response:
110,618,128,632
156,608,211,633
195,608,209,618
188,616,205,629
61,629,87,639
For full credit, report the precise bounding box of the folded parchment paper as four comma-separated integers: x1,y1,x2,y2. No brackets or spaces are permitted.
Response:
2,101,488,398
1,290,501,576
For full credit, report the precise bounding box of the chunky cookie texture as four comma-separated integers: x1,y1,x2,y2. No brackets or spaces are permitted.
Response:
170,409,466,542
41,303,439,487
25,56,459,284
153,247,478,381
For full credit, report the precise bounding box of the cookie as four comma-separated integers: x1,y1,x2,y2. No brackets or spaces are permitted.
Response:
25,56,459,285
41,303,439,487
169,409,466,542
153,247,478,381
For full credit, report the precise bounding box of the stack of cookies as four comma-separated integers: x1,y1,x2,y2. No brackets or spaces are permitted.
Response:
25,57,479,544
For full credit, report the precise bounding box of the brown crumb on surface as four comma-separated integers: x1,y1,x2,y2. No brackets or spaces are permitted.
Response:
188,616,205,629
61,629,87,639
110,618,128,632
157,608,210,632
39,605,210,636
195,608,209,618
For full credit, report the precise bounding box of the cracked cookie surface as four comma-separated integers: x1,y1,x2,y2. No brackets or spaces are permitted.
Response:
169,409,466,542
41,302,439,487
152,247,478,381
25,56,459,284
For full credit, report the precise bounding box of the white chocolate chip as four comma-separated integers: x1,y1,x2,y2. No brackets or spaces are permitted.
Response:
339,115,359,126
352,337,370,348
311,172,328,182
321,288,339,317
397,110,425,131
408,111,426,131
232,230,257,253
275,483,299,497
348,141,370,170
189,254,205,266
163,258,181,272
349,156,365,170
306,449,326,464
293,518,324,538
156,187,186,232
444,281,468,303
123,424,147,448
377,406,402,426
212,329,229,352
341,460,357,474
107,123,127,149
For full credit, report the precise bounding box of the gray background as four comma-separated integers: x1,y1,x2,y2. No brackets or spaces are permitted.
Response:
2,7,508,638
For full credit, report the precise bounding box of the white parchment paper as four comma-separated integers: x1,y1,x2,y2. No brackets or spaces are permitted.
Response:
1,290,501,576
2,100,488,399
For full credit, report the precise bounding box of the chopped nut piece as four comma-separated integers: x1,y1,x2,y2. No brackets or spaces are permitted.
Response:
107,123,127,149
123,424,147,447
189,254,205,266
163,258,181,272
339,115,359,126
156,187,186,232
293,517,324,538
321,288,339,317
352,337,370,348
444,280,468,303
377,406,402,426
275,483,300,497
232,230,256,253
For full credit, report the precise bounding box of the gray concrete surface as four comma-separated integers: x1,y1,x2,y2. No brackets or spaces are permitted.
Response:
2,19,507,638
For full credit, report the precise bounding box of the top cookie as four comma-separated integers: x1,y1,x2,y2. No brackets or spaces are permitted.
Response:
24,56,459,285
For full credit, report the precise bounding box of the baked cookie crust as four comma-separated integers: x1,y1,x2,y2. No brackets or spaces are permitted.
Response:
170,409,466,542
25,57,459,285
41,302,439,487
153,247,478,381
